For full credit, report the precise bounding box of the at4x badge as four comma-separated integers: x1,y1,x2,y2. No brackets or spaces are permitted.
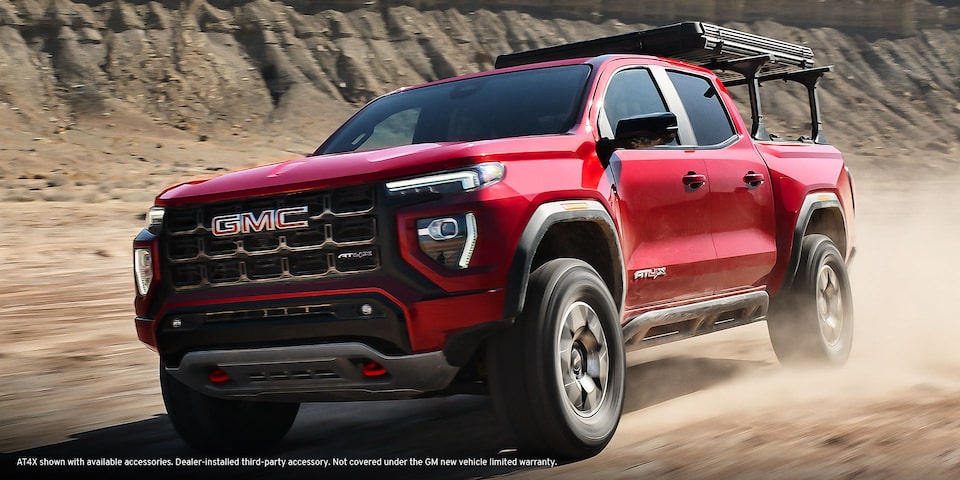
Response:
634,267,667,280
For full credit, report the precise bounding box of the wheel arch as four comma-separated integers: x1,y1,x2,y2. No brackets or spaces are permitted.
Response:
502,200,625,322
782,192,848,291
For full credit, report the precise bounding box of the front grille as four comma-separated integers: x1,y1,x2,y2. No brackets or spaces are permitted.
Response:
162,186,379,290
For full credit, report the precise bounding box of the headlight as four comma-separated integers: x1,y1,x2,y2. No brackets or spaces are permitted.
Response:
134,248,154,296
416,213,477,270
146,206,165,229
385,162,504,197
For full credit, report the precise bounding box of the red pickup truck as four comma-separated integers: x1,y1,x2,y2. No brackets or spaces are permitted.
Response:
132,22,856,458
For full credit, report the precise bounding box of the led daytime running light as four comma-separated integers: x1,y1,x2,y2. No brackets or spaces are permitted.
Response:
458,213,478,269
385,162,503,196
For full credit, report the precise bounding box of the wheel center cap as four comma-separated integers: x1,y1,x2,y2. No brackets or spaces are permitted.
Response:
571,345,584,376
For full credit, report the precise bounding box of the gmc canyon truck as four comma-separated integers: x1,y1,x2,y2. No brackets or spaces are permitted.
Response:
132,22,855,458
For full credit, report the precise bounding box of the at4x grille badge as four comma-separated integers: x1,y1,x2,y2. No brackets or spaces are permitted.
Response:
634,267,667,280
211,206,309,237
338,250,375,260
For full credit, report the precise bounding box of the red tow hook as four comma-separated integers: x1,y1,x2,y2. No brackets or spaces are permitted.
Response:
209,368,230,384
360,361,388,378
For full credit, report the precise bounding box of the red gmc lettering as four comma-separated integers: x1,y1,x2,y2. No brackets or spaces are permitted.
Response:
212,214,241,236
211,206,309,236
243,210,275,232
277,206,309,229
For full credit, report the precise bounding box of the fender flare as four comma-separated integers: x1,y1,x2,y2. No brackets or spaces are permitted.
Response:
781,192,847,291
502,200,626,322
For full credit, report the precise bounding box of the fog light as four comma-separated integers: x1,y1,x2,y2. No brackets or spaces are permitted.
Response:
416,213,477,269
133,248,154,296
426,218,459,240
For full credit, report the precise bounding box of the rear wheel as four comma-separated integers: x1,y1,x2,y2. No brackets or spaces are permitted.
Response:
160,363,299,453
768,234,854,366
487,259,625,459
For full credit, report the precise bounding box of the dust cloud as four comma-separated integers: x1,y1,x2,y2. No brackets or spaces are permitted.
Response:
509,176,960,479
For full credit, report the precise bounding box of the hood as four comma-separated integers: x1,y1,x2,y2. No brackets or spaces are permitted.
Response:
157,135,587,205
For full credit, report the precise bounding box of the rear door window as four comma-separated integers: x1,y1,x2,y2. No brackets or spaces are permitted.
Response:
667,71,736,146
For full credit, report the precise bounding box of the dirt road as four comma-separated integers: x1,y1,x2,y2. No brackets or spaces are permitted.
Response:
2,175,960,479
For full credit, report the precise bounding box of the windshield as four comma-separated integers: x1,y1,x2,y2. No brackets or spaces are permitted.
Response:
316,65,591,155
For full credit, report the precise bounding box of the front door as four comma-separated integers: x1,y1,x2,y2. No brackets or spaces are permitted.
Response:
599,67,716,313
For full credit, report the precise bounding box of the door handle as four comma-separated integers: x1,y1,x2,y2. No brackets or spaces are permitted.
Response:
743,171,764,188
682,172,707,190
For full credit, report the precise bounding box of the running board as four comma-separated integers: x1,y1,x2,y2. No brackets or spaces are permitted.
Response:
622,291,769,349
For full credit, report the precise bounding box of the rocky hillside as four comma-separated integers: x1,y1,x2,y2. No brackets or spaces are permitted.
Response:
1,0,958,202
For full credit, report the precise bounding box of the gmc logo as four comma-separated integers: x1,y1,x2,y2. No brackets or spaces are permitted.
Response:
211,206,310,237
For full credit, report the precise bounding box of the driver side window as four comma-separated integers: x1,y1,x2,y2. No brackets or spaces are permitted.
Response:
599,69,668,140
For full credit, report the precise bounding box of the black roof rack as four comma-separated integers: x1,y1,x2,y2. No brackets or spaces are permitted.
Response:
495,21,813,79
496,22,833,144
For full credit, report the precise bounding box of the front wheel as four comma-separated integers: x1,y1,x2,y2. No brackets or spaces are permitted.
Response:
768,234,854,366
160,363,300,453
487,259,625,459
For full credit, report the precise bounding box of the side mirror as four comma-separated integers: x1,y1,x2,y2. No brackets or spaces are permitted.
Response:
614,112,678,148
597,112,678,168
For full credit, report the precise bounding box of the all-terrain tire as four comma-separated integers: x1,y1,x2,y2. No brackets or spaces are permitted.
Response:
160,363,300,453
487,258,625,459
768,234,854,366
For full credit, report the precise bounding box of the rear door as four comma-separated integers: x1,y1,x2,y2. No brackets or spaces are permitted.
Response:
662,70,777,293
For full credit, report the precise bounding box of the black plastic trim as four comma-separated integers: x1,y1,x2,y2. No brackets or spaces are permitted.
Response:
157,293,410,368
502,200,624,321
166,342,460,402
622,291,769,348
442,321,507,367
781,193,844,291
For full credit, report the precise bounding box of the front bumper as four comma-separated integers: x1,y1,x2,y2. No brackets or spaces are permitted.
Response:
166,342,460,402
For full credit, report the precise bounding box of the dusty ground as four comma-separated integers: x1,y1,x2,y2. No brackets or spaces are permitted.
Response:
2,145,960,479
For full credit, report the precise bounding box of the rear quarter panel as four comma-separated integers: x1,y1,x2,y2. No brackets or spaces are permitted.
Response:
756,142,855,295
